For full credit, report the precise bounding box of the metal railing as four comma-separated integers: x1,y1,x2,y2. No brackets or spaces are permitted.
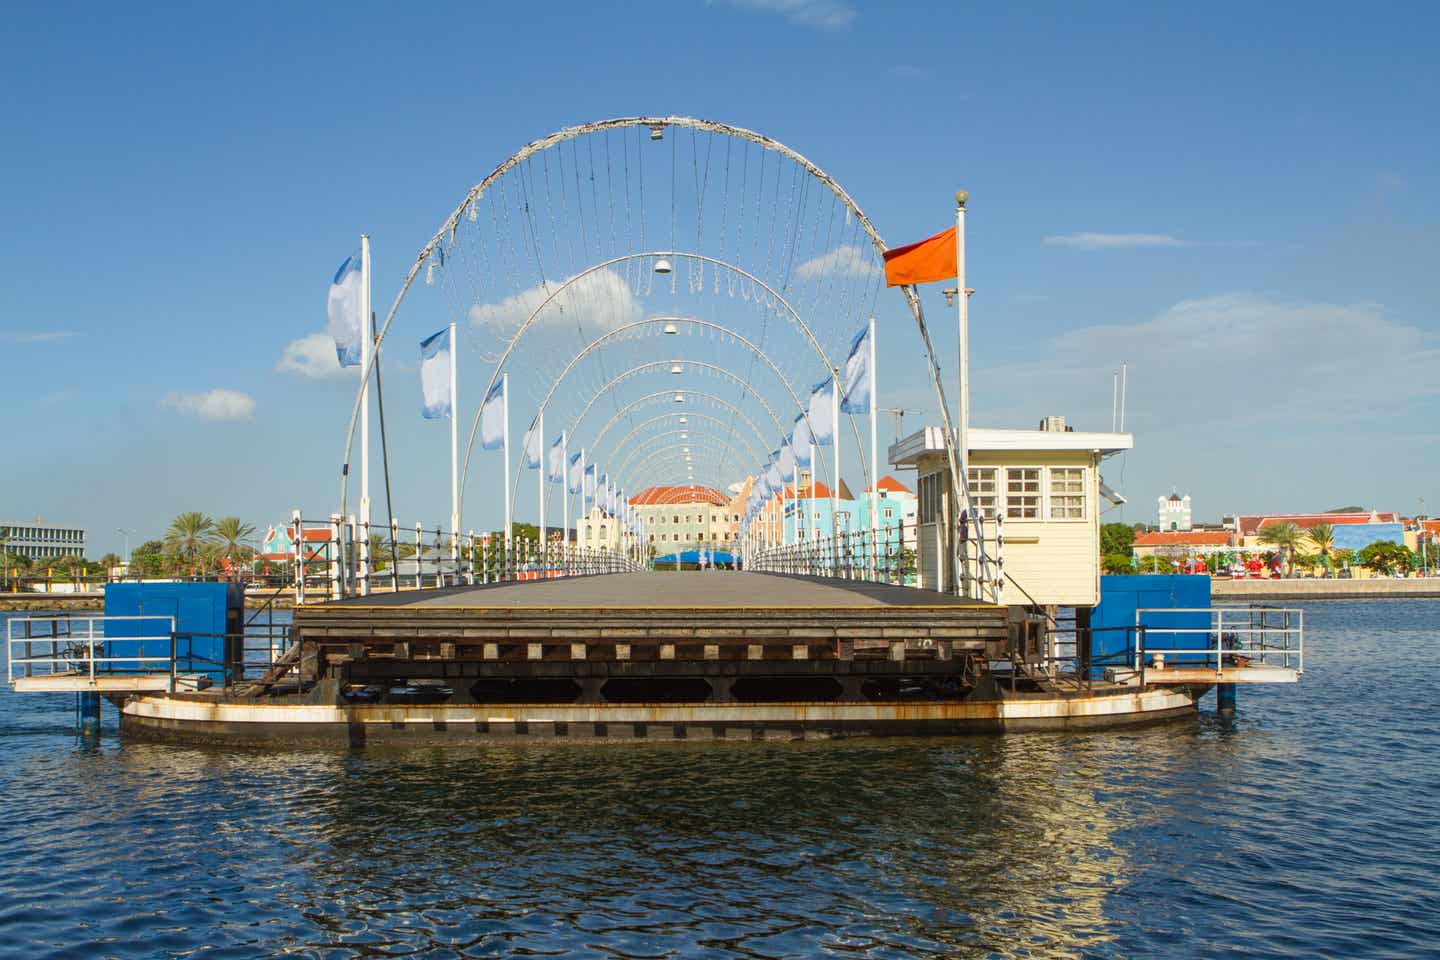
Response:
1131,606,1304,683
746,514,1004,603
287,511,645,602
6,615,178,688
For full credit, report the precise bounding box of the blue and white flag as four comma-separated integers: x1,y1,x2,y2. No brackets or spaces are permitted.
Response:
778,440,795,476
583,463,597,500
567,451,583,493
480,379,506,450
327,253,363,367
419,328,451,419
548,435,567,483
765,455,783,492
521,418,543,469
792,415,814,468
840,324,872,415
807,378,836,445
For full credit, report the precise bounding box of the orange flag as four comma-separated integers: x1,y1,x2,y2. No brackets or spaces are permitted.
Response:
882,226,957,287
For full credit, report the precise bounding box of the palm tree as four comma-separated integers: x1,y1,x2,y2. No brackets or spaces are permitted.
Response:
1259,521,1303,576
1306,523,1334,575
212,517,256,559
164,512,216,563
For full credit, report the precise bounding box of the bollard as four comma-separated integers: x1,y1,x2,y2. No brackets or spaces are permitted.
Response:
1216,682,1237,714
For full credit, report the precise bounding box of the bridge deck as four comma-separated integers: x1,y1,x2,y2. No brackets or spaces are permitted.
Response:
328,572,983,609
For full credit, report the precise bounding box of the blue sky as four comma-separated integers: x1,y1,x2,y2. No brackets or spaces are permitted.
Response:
3,1,1438,554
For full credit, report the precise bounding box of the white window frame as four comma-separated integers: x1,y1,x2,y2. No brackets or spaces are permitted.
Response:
1048,466,1087,521
1004,467,1042,521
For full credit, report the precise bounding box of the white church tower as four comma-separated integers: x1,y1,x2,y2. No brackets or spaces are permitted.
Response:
1158,492,1192,531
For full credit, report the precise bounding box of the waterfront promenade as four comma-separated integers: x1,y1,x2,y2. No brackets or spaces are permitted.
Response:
1212,578,1440,601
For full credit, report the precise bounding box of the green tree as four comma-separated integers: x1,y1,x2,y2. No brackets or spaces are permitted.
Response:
1358,541,1414,576
1258,522,1303,576
1100,523,1136,557
212,517,256,560
130,539,170,578
165,512,216,563
1102,552,1133,575
1306,523,1334,560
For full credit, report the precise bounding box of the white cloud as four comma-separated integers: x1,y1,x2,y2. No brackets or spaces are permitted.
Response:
276,333,354,379
0,330,76,343
711,0,856,30
1044,232,1188,250
162,388,256,421
469,268,642,335
795,244,877,280
975,293,1439,430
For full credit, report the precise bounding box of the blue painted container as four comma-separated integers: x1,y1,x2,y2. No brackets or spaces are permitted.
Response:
104,582,244,682
1091,575,1212,676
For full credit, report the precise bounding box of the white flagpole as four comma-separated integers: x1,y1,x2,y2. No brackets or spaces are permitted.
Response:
502,372,511,564
956,191,973,596
449,320,459,579
359,234,371,596
537,411,546,572
868,316,879,580
790,448,798,547
561,431,569,572
831,376,841,572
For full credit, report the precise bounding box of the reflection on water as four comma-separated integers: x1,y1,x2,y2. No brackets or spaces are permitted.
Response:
0,603,1437,959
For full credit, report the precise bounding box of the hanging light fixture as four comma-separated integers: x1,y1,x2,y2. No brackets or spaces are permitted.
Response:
670,364,683,374
654,258,673,275
662,322,679,335
674,393,685,403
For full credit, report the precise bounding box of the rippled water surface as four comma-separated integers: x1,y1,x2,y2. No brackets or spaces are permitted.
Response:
1,601,1437,959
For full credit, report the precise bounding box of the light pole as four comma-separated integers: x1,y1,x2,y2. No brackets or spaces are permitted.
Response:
116,527,136,580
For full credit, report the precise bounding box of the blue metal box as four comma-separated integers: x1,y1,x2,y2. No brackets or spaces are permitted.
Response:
105,582,244,681
1091,575,1213,676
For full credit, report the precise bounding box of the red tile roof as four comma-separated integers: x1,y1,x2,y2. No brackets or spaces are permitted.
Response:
1133,531,1233,547
629,485,730,506
866,475,913,495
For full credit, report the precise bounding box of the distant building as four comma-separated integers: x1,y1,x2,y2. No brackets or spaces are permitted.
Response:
1,520,86,560
625,483,746,554
1157,492,1192,531
1132,530,1233,560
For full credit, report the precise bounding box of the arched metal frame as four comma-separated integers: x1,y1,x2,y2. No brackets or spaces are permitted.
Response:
506,319,813,506
341,117,961,552
613,440,747,502
474,254,849,520
609,430,755,493
600,414,768,481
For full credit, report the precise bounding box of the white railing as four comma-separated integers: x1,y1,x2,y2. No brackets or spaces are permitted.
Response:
1133,607,1304,682
287,511,645,602
6,615,178,688
746,514,1004,604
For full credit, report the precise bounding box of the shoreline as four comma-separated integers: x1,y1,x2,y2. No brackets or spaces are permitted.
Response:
1211,577,1440,601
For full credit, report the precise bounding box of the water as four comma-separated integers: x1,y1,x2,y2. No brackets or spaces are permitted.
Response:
0,601,1436,959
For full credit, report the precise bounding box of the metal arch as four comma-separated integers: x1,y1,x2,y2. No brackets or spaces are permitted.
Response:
600,414,767,476
569,356,790,445
471,252,839,519
616,439,747,495
501,316,808,505
609,430,757,492
341,117,959,553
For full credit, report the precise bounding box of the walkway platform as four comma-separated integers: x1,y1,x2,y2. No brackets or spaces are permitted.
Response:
327,572,980,609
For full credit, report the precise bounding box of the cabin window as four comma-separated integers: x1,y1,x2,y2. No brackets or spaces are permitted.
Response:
918,471,945,523
1049,467,1086,519
1005,468,1041,519
968,467,999,519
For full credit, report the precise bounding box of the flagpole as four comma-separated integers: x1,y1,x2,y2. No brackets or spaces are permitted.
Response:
561,431,569,575
831,376,841,573
790,446,798,548
868,315,879,580
359,234,372,597
502,372,511,574
955,191,972,596
537,411,546,576
449,320,459,582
